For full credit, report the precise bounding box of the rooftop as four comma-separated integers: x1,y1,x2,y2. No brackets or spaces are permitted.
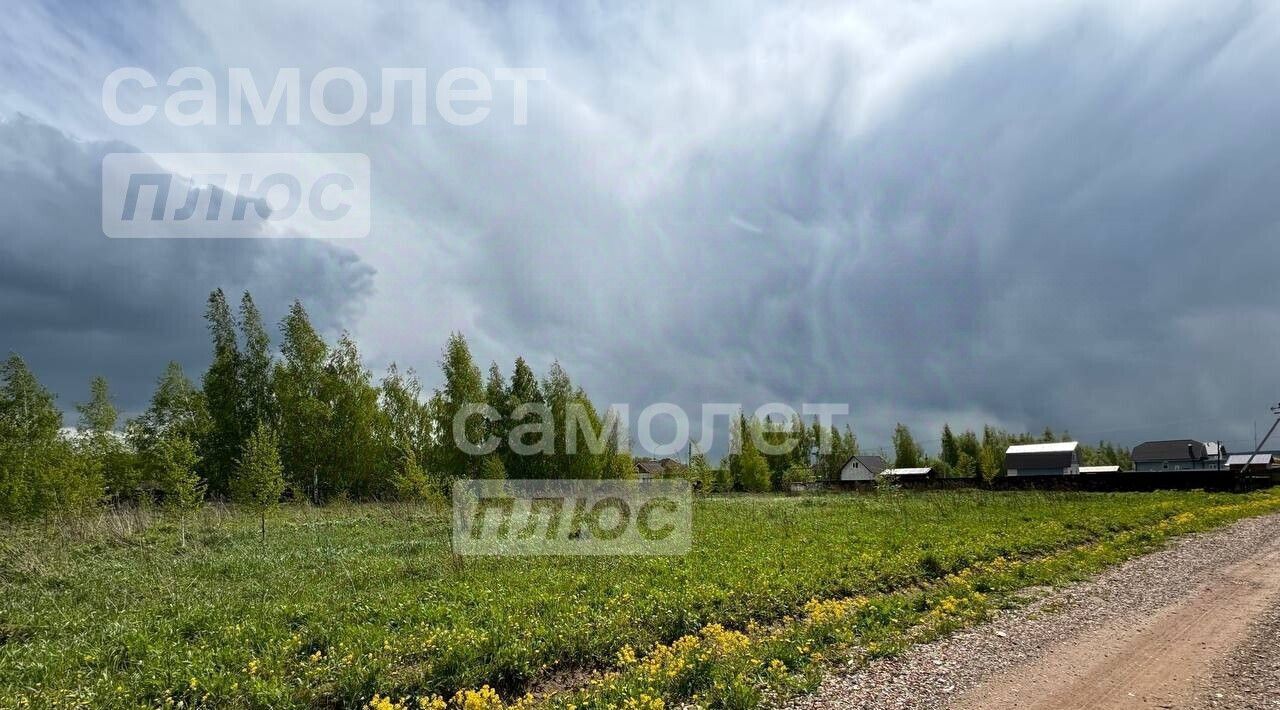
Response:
1006,441,1079,455
1080,465,1121,474
880,467,933,477
1226,454,1277,466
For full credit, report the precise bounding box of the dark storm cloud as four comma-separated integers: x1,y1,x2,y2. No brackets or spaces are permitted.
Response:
0,116,375,416
444,2,1280,451
2,1,1279,453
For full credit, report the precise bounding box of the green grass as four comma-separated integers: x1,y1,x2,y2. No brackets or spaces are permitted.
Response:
2,489,1278,709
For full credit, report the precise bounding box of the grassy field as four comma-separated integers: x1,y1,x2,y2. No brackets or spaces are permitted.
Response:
3,489,1279,709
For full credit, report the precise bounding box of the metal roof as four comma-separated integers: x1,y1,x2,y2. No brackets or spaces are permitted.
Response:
840,454,887,475
1005,441,1079,454
1132,439,1209,462
880,467,933,476
1226,454,1278,466
1079,465,1121,474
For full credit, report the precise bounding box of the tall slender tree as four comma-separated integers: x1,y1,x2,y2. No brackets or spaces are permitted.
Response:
323,333,382,497
0,355,60,515
738,416,772,492
75,376,134,500
565,387,604,479
484,362,510,464
379,363,433,480
434,333,485,481
940,424,958,468
238,292,275,434
154,435,203,546
201,289,242,495
601,409,634,480
892,423,924,469
274,301,328,501
506,356,546,478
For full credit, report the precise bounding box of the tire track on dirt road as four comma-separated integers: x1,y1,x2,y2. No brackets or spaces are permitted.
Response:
784,512,1280,710
953,543,1280,709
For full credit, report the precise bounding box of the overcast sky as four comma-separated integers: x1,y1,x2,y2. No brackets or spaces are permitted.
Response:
3,0,1279,455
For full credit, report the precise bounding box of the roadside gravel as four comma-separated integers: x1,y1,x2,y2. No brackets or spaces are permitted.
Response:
781,512,1280,710
1198,598,1280,709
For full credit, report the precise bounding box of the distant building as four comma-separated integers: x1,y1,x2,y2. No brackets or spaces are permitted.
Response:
657,457,686,474
1131,440,1225,471
1005,442,1080,477
1226,453,1280,473
634,459,666,481
838,454,887,482
879,466,936,479
1079,465,1121,474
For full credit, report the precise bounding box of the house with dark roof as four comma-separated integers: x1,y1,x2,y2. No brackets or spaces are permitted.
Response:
838,454,887,482
657,457,686,474
1004,441,1080,477
1132,439,1225,471
634,459,667,481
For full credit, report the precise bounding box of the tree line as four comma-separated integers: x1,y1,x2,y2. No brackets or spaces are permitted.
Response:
0,288,1134,520
891,422,1132,481
0,290,639,520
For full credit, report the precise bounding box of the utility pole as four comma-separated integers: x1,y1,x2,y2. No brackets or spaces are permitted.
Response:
1235,404,1280,483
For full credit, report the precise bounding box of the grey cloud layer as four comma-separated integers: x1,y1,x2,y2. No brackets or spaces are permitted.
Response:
2,1,1278,452
0,116,374,414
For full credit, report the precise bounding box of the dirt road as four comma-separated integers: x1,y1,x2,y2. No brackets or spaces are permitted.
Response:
955,537,1280,709
785,513,1280,710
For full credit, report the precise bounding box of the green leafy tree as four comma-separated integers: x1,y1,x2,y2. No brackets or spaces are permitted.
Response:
478,453,506,480
238,292,275,434
322,333,383,497
727,413,745,489
759,415,799,489
954,450,979,480
76,376,117,434
153,435,203,546
790,413,814,469
979,425,1008,482
892,423,924,469
600,411,634,480
738,417,772,492
564,387,605,480
201,289,242,495
738,444,772,493
782,462,815,487
274,301,329,501
434,333,486,481
129,362,211,463
379,364,434,489
75,376,136,500
389,450,435,502
0,355,102,516
542,361,576,477
484,362,510,462
233,423,285,541
505,357,547,479
940,424,958,468
687,442,713,491
957,430,981,466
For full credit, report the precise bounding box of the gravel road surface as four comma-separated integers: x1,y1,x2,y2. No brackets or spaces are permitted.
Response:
783,512,1280,710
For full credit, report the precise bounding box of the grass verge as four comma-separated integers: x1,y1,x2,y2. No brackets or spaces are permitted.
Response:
2,489,1277,709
